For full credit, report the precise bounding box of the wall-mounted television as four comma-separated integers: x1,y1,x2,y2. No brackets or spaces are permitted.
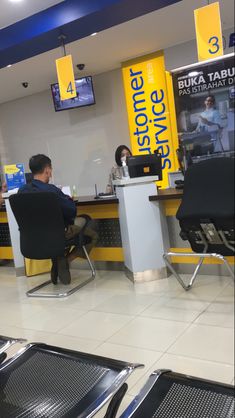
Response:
51,76,95,111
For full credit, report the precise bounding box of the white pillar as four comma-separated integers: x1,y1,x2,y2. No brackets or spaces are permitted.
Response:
114,177,168,282
5,197,25,276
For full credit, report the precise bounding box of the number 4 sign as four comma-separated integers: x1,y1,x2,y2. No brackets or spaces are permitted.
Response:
194,2,224,62
56,55,76,100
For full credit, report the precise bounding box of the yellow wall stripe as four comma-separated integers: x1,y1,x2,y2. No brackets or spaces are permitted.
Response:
0,247,13,259
90,247,124,262
164,199,181,216
0,213,8,223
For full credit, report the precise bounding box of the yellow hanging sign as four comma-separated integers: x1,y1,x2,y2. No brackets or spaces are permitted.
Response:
56,54,76,101
122,51,178,188
194,2,224,62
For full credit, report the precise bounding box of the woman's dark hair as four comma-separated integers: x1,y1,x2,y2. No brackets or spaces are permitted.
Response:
205,95,216,105
29,154,52,175
115,145,132,167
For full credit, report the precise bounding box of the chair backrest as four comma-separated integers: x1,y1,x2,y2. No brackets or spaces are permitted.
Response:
177,157,234,222
10,193,66,259
176,157,234,255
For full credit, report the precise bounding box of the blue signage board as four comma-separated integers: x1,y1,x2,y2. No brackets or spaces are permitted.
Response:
4,164,26,190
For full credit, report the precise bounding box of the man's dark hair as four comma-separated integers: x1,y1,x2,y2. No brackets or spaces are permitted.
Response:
29,154,52,175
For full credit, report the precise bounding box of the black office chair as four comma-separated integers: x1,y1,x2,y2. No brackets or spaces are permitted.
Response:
9,192,96,298
0,342,143,418
120,369,234,418
163,157,234,290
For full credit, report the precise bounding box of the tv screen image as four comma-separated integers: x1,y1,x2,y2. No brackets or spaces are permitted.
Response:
51,76,95,111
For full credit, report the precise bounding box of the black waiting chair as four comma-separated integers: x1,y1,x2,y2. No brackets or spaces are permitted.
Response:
163,157,235,290
0,335,26,355
120,369,234,418
9,192,96,298
0,342,143,418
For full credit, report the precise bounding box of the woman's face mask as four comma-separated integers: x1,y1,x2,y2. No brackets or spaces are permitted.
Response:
120,156,126,163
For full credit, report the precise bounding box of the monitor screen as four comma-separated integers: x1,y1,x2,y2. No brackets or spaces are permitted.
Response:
127,154,162,180
51,76,95,111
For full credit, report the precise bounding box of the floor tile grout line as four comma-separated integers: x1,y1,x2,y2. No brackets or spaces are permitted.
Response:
165,349,235,367
164,351,235,368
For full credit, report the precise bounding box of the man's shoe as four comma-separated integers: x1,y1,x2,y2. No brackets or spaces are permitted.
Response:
57,256,71,285
50,259,58,285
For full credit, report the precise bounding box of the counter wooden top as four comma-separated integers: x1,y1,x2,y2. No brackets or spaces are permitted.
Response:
0,195,119,212
149,188,183,201
75,195,119,206
0,189,181,212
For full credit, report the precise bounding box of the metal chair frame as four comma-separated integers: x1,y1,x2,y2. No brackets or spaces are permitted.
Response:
164,229,234,291
120,369,169,418
26,245,96,298
0,343,143,418
120,369,234,418
0,335,26,355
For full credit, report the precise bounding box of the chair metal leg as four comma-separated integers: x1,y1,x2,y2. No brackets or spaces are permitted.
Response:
163,252,198,291
214,253,235,279
26,247,96,298
104,383,128,418
0,336,27,355
163,252,234,291
82,245,96,278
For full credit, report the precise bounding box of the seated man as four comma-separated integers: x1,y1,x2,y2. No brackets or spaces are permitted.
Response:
18,154,98,284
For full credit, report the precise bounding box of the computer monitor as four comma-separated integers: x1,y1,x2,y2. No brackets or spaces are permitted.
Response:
127,154,162,180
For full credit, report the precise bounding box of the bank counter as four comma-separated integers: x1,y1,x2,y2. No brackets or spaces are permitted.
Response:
1,188,234,278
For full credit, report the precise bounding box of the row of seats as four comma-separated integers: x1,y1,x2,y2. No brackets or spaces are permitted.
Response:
0,335,234,417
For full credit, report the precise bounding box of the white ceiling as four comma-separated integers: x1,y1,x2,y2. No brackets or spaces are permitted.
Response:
0,0,234,104
0,0,64,29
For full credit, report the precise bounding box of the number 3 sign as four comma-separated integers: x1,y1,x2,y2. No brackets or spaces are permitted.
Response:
194,2,224,62
56,55,76,101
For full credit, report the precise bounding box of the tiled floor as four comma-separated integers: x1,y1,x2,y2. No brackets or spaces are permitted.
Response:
0,266,234,416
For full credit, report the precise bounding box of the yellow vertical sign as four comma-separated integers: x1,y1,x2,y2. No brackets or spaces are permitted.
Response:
122,51,178,188
56,54,76,101
194,2,224,62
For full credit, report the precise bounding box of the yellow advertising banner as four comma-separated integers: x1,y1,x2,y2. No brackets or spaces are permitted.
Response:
56,54,76,101
122,51,178,188
194,2,224,62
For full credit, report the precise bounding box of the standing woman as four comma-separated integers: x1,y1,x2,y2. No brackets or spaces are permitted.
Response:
196,95,222,133
195,95,224,151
